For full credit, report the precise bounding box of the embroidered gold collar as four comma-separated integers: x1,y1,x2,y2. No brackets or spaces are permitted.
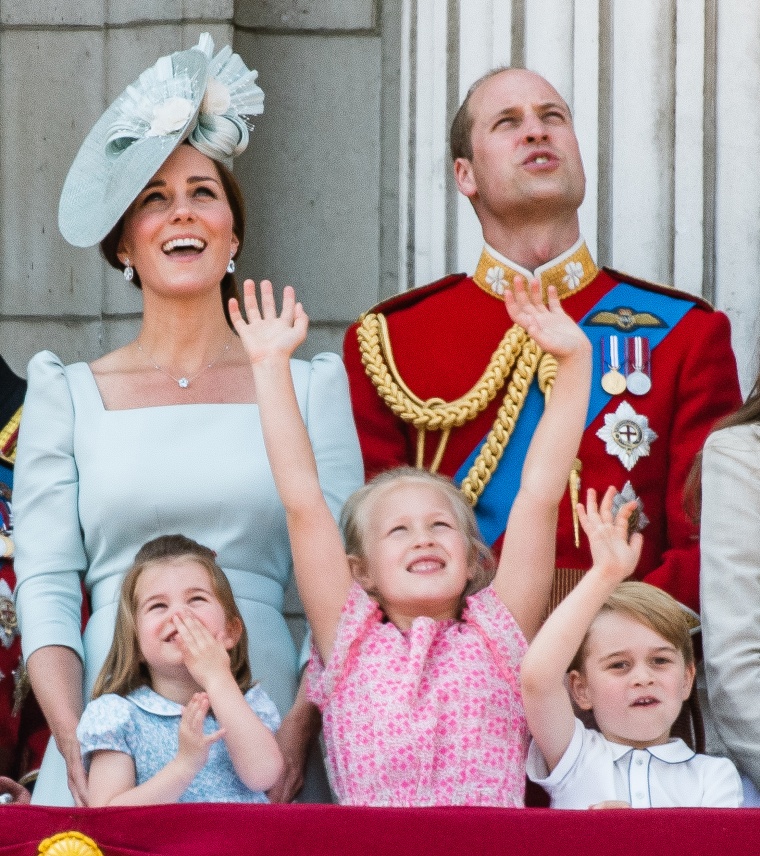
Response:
473,242,598,302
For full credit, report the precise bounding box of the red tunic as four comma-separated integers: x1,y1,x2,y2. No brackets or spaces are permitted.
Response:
344,246,741,613
0,357,49,786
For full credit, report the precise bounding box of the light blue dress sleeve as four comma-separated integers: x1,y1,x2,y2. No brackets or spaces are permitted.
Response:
302,353,364,521
14,351,87,662
76,694,135,769
246,684,282,733
295,353,364,671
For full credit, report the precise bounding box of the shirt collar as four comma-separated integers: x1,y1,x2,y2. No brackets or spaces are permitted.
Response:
128,684,183,716
472,237,598,302
606,736,696,764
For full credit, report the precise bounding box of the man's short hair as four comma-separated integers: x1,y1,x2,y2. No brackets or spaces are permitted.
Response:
449,65,512,162
449,66,572,163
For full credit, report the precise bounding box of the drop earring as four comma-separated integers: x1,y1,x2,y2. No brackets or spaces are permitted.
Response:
123,259,134,282
227,256,236,274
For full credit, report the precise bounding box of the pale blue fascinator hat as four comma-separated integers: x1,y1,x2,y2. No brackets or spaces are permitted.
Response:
58,34,264,248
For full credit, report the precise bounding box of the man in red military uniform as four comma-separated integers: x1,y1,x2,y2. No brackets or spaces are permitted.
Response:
0,356,48,798
344,68,741,615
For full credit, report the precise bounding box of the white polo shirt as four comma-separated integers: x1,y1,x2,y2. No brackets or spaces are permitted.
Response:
527,718,742,808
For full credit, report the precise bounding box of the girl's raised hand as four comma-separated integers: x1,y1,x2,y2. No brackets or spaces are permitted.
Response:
177,692,224,776
229,279,308,365
504,276,590,361
172,612,232,691
578,486,643,583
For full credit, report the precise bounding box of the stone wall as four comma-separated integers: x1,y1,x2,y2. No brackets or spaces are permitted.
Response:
0,0,395,375
234,0,389,359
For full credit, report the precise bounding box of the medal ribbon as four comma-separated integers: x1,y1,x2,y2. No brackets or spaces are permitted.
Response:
454,282,696,545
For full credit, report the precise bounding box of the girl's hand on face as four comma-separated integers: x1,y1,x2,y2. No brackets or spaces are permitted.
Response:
504,276,591,362
177,692,224,776
578,486,643,583
173,611,231,690
229,279,308,366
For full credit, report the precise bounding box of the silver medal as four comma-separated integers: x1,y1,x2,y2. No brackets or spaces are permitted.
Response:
626,336,652,395
596,401,658,471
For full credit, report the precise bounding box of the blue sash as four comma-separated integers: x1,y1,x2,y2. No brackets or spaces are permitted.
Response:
0,460,12,534
0,460,11,491
453,282,695,545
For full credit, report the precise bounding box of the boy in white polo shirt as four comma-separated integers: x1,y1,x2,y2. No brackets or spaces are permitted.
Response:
521,487,741,809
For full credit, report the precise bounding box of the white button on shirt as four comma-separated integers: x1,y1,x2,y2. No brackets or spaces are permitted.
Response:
527,718,743,809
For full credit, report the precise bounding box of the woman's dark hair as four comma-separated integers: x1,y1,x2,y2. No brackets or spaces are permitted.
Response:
99,144,245,328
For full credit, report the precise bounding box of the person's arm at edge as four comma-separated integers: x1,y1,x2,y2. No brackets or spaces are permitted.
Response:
27,646,88,805
267,673,320,803
701,430,760,790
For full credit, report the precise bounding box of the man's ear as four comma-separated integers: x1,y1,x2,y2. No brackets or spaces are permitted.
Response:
454,157,477,198
568,669,593,711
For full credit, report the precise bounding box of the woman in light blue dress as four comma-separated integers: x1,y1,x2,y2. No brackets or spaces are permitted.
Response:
13,36,362,806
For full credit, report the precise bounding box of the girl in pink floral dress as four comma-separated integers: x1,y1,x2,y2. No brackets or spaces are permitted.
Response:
230,276,591,806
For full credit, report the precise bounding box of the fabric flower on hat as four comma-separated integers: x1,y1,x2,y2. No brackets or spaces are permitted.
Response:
104,55,203,157
191,38,265,166
201,77,232,116
146,95,196,137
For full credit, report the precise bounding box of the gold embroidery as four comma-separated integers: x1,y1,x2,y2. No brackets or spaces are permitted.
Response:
357,245,599,501
550,568,586,612
38,832,104,856
473,243,598,301
0,406,22,466
358,311,556,503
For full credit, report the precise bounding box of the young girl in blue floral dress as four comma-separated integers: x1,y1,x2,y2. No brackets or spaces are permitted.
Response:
77,535,283,805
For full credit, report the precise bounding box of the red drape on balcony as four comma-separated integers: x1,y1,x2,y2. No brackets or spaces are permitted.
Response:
0,804,757,856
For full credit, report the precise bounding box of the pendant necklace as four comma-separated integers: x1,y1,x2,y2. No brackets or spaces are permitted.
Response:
137,339,231,389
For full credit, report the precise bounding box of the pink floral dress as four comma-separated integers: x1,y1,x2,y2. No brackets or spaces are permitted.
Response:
307,583,529,806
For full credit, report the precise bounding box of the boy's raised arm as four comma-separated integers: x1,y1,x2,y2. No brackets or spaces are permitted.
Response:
520,489,641,772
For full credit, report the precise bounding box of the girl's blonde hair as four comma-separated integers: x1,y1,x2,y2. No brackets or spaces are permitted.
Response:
340,467,496,607
569,580,703,751
92,534,252,699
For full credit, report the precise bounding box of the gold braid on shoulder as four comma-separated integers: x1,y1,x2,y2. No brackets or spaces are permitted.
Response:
357,312,557,504
0,405,22,465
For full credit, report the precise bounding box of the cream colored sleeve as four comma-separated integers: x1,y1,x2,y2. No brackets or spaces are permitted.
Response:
701,424,760,787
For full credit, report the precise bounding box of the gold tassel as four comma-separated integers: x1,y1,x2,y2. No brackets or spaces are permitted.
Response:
569,457,582,548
